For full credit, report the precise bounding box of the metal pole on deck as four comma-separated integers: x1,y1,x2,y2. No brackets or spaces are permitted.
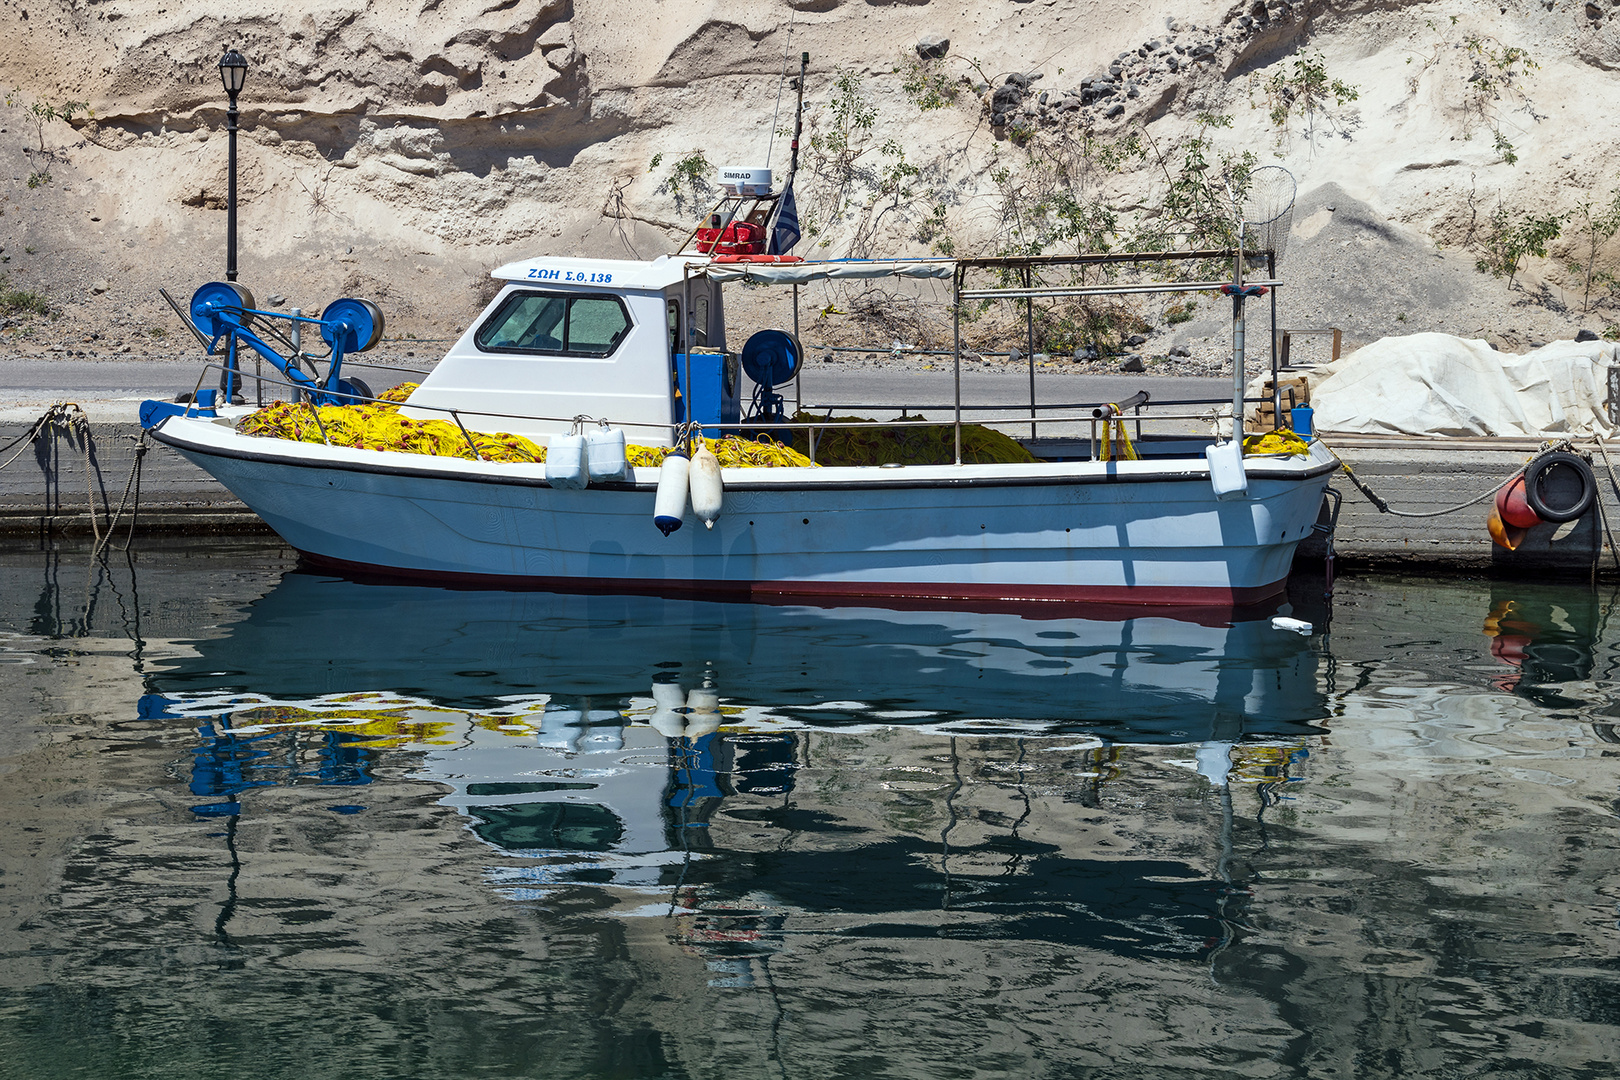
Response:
789,54,808,415
1231,231,1246,443
680,266,692,439
1268,250,1280,429
953,266,963,465
1024,265,1036,441
793,283,802,414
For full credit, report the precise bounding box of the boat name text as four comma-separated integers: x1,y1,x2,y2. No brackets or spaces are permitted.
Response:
526,268,613,283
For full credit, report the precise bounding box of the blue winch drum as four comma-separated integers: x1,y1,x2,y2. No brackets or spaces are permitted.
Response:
188,282,256,339
740,328,802,388
320,298,386,354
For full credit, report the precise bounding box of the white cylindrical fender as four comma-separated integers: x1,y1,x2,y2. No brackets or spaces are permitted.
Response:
684,687,722,739
689,444,723,530
1195,740,1235,788
649,681,688,738
545,433,589,490
654,451,690,535
578,708,626,753
537,708,582,752
586,426,630,483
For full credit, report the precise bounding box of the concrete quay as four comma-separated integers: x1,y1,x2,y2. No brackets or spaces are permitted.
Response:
3,357,1615,578
1300,434,1614,577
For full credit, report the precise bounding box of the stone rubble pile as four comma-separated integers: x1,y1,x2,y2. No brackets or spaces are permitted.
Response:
972,4,1307,133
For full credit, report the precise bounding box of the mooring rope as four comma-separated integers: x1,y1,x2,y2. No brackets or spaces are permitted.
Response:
0,407,63,471
93,430,150,560
1,402,121,545
1317,435,1524,519
1585,435,1620,572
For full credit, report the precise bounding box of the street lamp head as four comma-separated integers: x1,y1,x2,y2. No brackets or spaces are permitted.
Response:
218,49,249,97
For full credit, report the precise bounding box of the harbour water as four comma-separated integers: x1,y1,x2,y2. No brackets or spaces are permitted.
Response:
1,540,1616,1078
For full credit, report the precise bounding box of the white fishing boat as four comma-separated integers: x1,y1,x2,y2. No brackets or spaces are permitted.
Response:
139,242,1337,610
141,170,1333,610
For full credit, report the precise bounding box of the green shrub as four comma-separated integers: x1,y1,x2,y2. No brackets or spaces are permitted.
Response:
0,274,50,316
1474,203,1560,289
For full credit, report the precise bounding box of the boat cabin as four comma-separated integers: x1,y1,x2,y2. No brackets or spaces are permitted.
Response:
402,254,734,447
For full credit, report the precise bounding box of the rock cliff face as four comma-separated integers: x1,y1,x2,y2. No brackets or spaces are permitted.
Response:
2,0,1619,349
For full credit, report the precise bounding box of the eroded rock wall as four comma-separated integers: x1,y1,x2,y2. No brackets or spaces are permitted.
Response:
0,0,1617,347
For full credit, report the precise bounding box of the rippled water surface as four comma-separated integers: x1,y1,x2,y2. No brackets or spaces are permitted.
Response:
1,540,1617,1079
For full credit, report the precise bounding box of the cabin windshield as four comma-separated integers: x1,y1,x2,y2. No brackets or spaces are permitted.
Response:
475,290,632,357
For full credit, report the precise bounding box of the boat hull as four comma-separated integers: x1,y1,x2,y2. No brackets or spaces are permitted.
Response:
154,419,1335,610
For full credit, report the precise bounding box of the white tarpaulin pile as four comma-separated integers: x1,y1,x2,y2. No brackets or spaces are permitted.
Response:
1308,332,1620,437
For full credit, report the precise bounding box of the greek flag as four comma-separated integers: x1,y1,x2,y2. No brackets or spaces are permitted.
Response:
767,181,801,256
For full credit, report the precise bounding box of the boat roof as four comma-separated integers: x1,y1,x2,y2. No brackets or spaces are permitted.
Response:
702,258,955,284
489,254,711,290
490,254,959,291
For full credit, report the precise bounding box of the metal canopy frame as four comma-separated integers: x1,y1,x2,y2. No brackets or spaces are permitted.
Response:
950,248,1281,465
678,248,1284,465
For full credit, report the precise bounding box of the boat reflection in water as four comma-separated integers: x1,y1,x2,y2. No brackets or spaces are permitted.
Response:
13,547,1616,1078
144,571,1327,950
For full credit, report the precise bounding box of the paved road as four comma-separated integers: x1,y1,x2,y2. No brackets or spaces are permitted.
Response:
0,357,421,421
797,367,1233,409
787,367,1236,438
1,356,1237,434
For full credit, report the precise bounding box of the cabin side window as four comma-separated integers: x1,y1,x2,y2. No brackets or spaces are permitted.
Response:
475,291,632,358
666,300,680,357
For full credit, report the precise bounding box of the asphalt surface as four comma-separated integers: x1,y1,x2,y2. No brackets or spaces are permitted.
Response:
0,355,1236,434
799,367,1233,411
0,356,421,421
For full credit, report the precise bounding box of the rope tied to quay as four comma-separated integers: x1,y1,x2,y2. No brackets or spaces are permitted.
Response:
1318,434,1528,519
1,402,89,472
1322,433,1620,571
1,402,147,551
0,404,101,541
94,430,150,559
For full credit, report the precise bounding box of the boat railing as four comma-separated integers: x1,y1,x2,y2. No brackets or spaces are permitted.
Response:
181,361,1253,466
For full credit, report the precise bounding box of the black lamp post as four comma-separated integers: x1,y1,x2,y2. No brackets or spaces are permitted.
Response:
218,48,249,282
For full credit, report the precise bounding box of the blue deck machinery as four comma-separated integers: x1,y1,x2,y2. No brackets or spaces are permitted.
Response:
142,282,386,428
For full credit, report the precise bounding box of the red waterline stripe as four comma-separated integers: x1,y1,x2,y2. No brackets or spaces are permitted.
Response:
299,550,1288,625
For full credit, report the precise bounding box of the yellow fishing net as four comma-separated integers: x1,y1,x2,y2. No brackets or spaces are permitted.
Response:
238,387,546,463
787,412,1039,466
627,436,814,469
1242,430,1312,457
237,384,818,468
1098,407,1140,463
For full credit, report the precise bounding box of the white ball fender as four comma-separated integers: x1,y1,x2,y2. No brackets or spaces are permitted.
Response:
689,444,723,529
654,450,690,535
